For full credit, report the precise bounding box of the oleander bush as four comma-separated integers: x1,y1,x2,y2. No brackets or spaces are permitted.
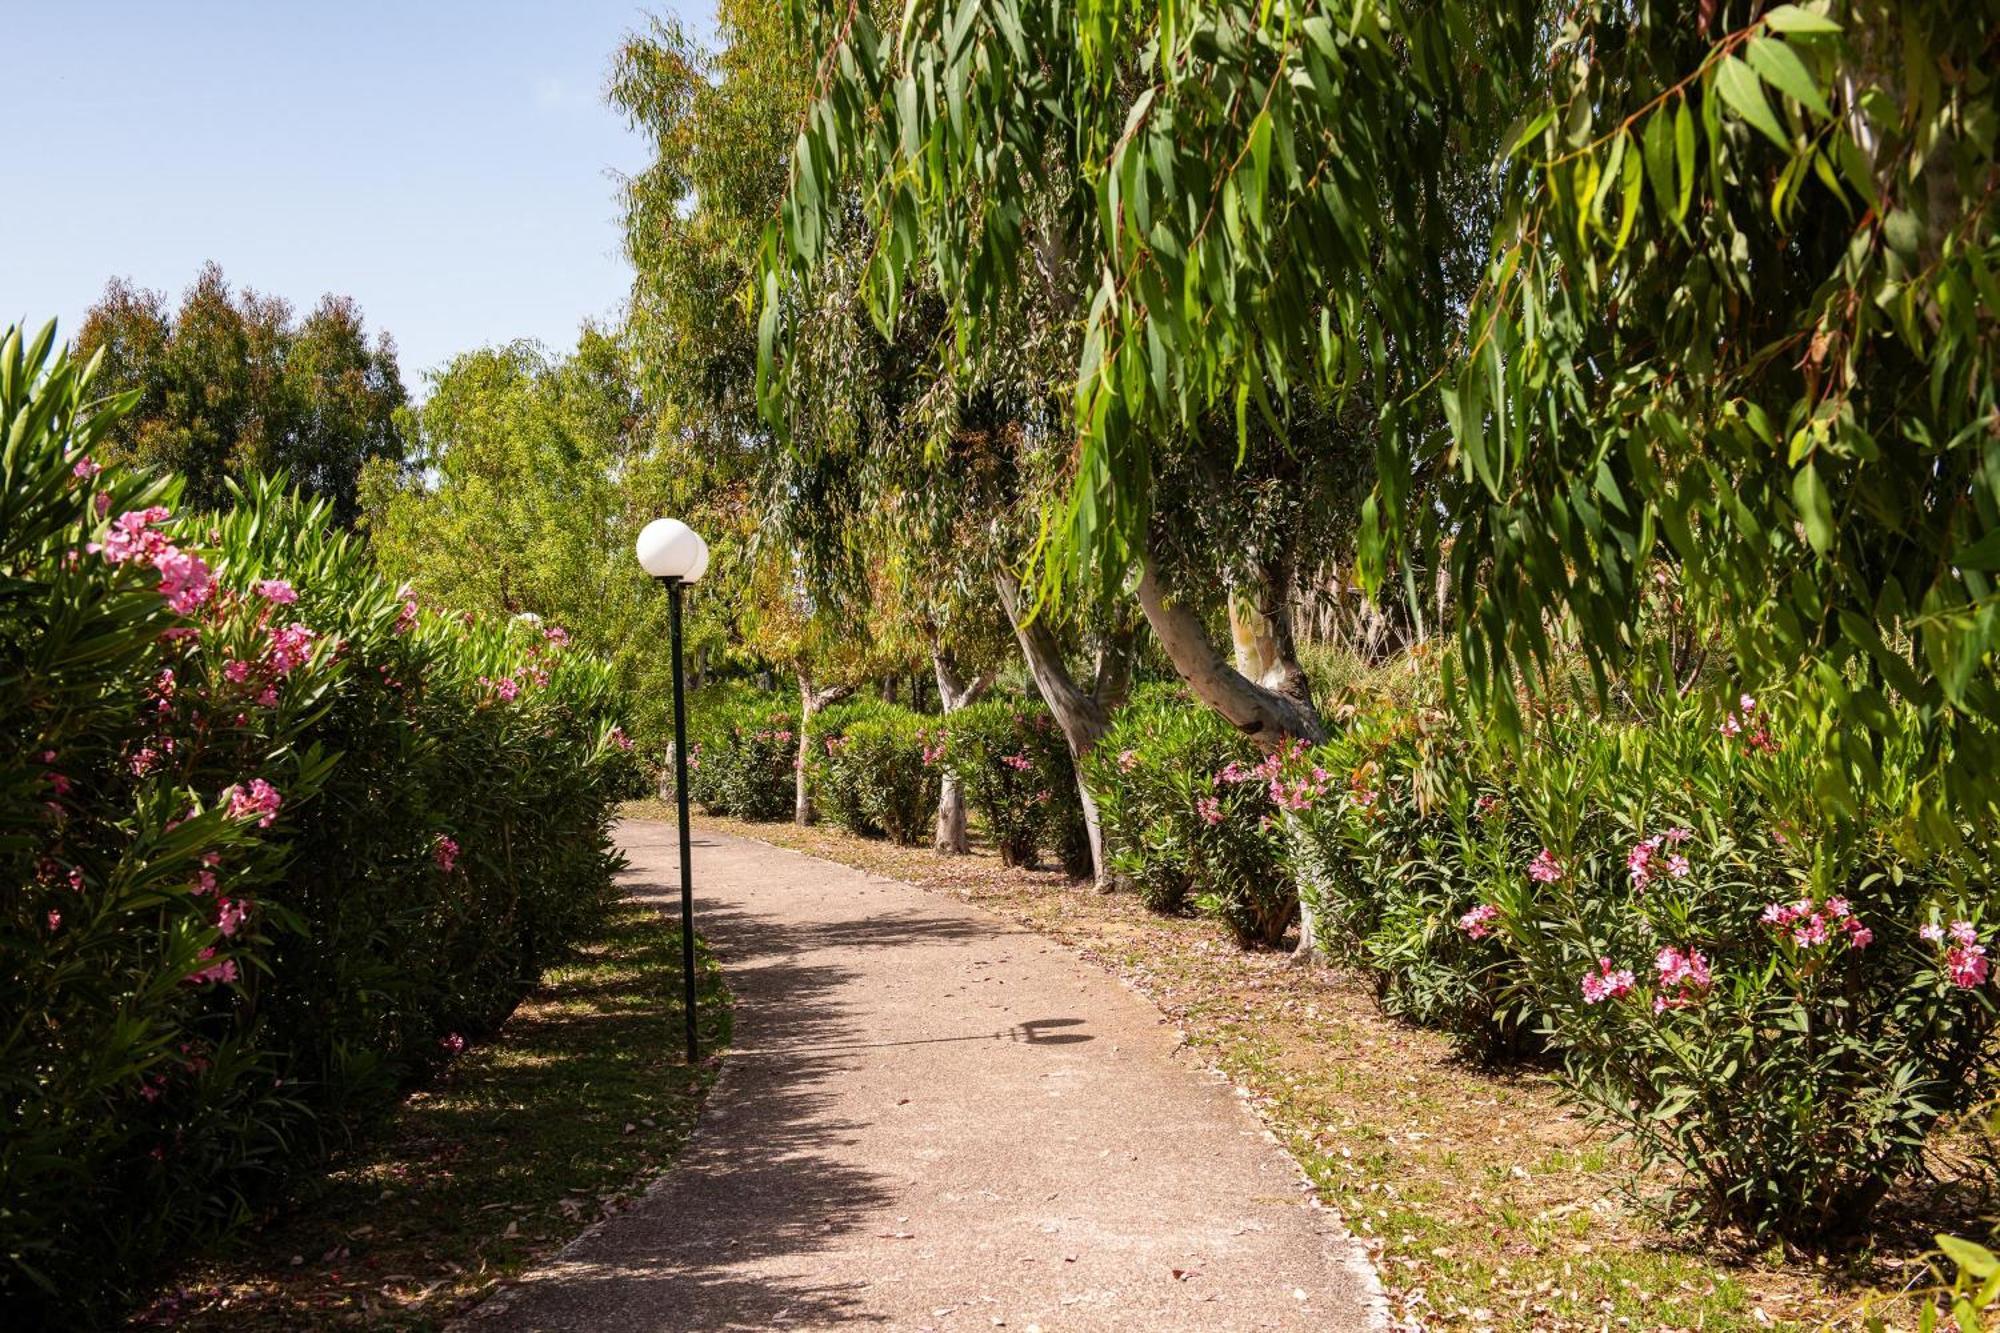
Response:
941,696,1084,872
1282,656,2000,1236
686,694,796,820
806,695,897,835
819,709,941,846
0,327,631,1319
1087,688,1293,945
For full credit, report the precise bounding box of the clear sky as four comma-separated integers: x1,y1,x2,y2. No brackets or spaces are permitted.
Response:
1,1,711,392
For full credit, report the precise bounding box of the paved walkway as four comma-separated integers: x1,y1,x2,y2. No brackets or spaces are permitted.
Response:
469,821,1381,1332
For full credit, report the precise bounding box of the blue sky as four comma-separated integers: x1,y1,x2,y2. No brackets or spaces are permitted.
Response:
2,1,711,392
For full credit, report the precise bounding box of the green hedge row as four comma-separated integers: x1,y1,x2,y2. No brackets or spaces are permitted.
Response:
0,329,633,1319
1090,661,1997,1239
690,689,1088,872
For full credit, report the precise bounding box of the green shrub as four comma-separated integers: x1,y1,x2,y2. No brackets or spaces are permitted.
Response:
1284,652,2000,1237
836,712,943,846
1087,687,1293,945
0,327,629,1320
806,695,895,835
941,696,1082,871
687,691,796,821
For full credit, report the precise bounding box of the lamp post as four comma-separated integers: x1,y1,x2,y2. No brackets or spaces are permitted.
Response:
635,517,710,1064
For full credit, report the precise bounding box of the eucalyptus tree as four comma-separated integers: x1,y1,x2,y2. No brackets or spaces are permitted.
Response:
758,0,1522,743
1429,1,2000,840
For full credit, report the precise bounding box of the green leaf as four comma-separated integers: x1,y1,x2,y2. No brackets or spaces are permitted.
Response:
1673,95,1696,222
1715,54,1791,150
1940,1234,2000,1280
1793,461,1834,555
1747,36,1831,119
1763,5,1842,34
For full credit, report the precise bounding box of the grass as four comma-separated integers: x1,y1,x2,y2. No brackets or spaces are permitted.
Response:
129,895,730,1330
676,806,1972,1332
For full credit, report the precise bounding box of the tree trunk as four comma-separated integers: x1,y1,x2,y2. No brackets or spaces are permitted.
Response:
795,673,852,826
994,571,1132,888
931,649,993,855
1135,544,1330,962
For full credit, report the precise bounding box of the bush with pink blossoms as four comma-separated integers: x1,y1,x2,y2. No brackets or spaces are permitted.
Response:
1085,684,1294,944
0,327,633,1321
941,696,1089,873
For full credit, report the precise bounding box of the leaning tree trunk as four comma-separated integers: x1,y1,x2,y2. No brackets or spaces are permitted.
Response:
931,649,994,855
1135,545,1330,962
994,571,1133,888
794,673,851,826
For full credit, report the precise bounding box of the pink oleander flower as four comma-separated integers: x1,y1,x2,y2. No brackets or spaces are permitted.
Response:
609,726,633,751
440,1032,466,1055
186,948,238,986
153,546,213,614
223,778,283,827
1949,945,1991,989
215,898,249,937
130,747,161,777
67,865,84,892
434,834,460,874
1718,714,1742,739
1218,759,1254,785
1664,826,1693,845
1627,838,1660,889
395,597,419,634
265,622,317,675
1196,795,1225,826
543,626,569,648
1457,904,1499,940
47,910,61,932
194,868,219,896
1666,854,1691,880
224,658,252,683
1580,957,1635,1005
90,506,174,564
48,771,72,795
1651,945,1714,1013
1002,753,1033,772
1951,920,1979,947
72,456,101,479
1117,749,1138,773
253,578,297,604
1474,794,1501,816
492,676,520,702
1920,922,1946,944
1528,848,1564,884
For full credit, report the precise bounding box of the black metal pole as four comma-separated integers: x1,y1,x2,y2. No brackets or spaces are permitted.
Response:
667,576,698,1065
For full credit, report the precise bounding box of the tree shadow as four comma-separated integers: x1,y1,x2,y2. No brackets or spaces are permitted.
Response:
474,832,1090,1330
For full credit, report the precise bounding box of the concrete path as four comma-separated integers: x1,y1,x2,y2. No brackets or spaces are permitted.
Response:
469,821,1382,1332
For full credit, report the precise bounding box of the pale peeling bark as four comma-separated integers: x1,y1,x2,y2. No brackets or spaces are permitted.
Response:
994,570,1131,888
1136,547,1330,963
932,649,994,855
795,674,851,826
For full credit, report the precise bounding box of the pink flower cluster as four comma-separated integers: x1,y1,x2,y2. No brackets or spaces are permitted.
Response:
1580,956,1636,1004
609,726,634,751
1718,693,1777,753
265,623,317,675
1196,795,1225,826
1651,946,1713,1013
215,898,250,937
920,738,947,766
1002,752,1034,772
1117,749,1138,773
1761,895,1872,950
1457,904,1499,939
222,777,283,828
1528,848,1565,884
253,578,297,604
440,1032,467,1055
91,507,215,616
186,947,238,986
434,834,461,874
1473,794,1502,817
1626,828,1693,891
1923,921,1989,989
394,586,419,634
543,625,570,648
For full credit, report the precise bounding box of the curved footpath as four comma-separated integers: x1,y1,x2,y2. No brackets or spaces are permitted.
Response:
468,820,1382,1332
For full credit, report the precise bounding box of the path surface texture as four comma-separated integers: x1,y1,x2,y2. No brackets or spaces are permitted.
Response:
470,821,1382,1332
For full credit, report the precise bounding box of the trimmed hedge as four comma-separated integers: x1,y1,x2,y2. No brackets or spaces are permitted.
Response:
0,330,631,1319
813,702,942,846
